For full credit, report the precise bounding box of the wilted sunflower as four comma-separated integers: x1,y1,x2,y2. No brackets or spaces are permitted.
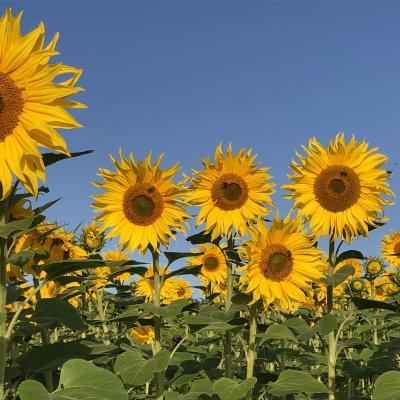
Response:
283,133,393,242
241,215,323,311
188,243,227,284
381,231,400,268
92,151,189,254
0,9,85,198
186,143,275,240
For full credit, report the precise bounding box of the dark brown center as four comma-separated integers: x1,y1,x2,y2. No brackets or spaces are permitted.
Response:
0,72,23,142
314,165,360,212
203,256,219,271
211,173,248,210
260,244,293,281
123,183,164,226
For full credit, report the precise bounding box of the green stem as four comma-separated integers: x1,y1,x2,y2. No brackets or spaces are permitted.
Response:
370,280,378,345
224,239,234,378
152,249,163,399
327,240,336,400
246,304,257,399
40,328,54,392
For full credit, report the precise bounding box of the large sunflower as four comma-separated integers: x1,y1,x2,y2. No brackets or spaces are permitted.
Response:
240,215,323,311
283,133,393,242
0,9,84,198
381,231,400,268
188,243,227,284
92,151,190,253
186,143,275,239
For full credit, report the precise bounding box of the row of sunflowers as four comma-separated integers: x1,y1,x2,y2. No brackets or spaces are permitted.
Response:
0,7,400,400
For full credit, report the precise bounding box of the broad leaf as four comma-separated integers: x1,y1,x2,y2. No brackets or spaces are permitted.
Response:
213,377,257,400
373,371,400,400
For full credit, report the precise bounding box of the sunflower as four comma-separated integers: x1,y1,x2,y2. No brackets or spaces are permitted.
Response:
240,215,323,311
39,224,87,262
283,133,393,242
188,243,227,284
0,9,85,198
364,257,386,278
129,326,155,345
92,151,189,254
381,231,400,268
163,278,192,304
80,221,106,253
374,275,399,300
134,266,175,303
186,143,275,240
102,248,130,282
199,275,227,304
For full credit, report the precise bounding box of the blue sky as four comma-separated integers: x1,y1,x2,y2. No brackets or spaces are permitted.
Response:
5,1,400,263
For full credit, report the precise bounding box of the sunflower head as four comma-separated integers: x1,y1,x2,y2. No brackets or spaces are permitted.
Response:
381,231,400,268
364,257,385,279
101,248,130,282
0,9,85,198
283,133,393,242
80,221,106,253
240,214,323,311
189,243,227,284
186,143,275,239
163,278,193,304
348,278,366,294
129,326,155,345
92,151,190,254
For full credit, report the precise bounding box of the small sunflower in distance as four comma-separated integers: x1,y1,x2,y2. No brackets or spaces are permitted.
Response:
381,231,400,268
364,257,385,279
0,9,85,198
283,133,393,242
92,151,190,253
241,215,323,311
188,244,227,284
164,278,192,304
186,143,275,240
129,326,155,345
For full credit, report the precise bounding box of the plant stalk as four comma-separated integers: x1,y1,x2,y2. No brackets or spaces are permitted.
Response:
224,239,234,378
152,249,163,399
246,304,257,399
327,240,336,400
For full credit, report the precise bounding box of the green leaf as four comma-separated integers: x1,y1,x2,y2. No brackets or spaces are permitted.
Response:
164,251,200,265
6,285,23,304
153,349,170,373
181,378,214,399
335,250,364,265
42,150,94,167
232,293,252,305
16,342,91,372
373,371,400,400
261,323,297,344
267,370,330,397
43,259,143,281
0,312,5,326
322,265,355,287
213,377,257,400
114,350,156,386
7,250,35,267
18,359,128,400
351,297,398,312
19,380,51,400
0,215,45,239
318,314,338,335
33,199,60,216
31,298,85,331
198,321,237,332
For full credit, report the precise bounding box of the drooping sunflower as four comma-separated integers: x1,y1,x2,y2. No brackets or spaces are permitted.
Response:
381,231,400,268
283,133,393,242
0,9,85,198
92,151,190,254
188,243,227,284
240,215,323,311
186,143,275,240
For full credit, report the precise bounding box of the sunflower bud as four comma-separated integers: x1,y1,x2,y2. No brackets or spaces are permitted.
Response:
364,258,385,278
80,221,105,252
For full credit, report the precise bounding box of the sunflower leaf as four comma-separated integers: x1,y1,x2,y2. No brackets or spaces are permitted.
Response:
42,150,94,167
373,371,400,400
335,250,364,265
351,297,398,312
164,251,200,266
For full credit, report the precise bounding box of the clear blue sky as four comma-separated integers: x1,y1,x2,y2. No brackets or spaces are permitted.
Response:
5,1,400,261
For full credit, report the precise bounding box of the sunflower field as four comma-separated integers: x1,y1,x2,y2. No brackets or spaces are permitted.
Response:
1,7,400,400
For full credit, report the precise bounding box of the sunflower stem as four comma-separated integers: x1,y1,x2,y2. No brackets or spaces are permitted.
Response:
369,279,379,345
0,195,11,400
245,304,257,399
327,240,336,400
224,238,234,379
152,249,164,399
